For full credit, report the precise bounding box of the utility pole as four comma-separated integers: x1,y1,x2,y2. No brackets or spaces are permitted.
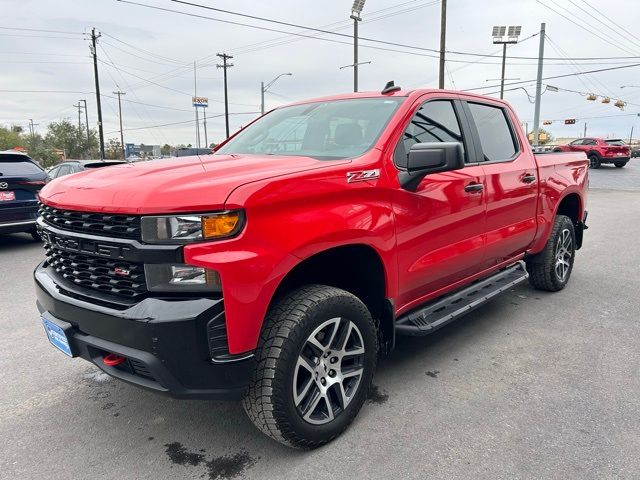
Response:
74,101,83,156
438,0,447,89
194,61,200,149
532,23,546,147
629,125,634,144
216,53,233,138
352,14,359,92
203,108,208,149
28,119,38,138
80,99,89,145
500,44,507,98
583,122,587,138
113,91,126,159
90,28,105,160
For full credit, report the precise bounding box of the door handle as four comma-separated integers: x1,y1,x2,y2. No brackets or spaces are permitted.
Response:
464,183,484,193
522,174,537,184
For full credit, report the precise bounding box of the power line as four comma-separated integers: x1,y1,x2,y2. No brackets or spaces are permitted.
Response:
567,0,640,52
100,31,189,65
117,0,640,63
535,0,638,57
104,111,259,134
580,0,640,46
466,62,640,92
0,33,84,39
0,25,84,35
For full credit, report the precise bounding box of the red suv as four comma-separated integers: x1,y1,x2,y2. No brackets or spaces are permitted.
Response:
554,137,630,168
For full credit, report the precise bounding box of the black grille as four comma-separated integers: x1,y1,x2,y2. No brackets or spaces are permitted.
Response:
207,312,229,359
39,204,141,240
45,245,147,298
128,359,154,379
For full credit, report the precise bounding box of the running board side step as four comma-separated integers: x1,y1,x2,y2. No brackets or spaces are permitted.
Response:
395,262,528,336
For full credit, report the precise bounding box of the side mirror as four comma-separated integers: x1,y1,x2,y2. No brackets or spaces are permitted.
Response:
398,142,465,191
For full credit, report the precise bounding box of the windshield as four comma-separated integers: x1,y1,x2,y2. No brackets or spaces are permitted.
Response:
216,97,404,159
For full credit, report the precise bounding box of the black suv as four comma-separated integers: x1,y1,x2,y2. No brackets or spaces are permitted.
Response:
0,151,48,239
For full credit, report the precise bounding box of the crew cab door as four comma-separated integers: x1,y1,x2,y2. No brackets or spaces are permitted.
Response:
391,96,488,312
462,99,538,266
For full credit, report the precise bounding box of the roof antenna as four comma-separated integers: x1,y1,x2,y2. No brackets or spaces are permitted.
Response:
381,80,401,94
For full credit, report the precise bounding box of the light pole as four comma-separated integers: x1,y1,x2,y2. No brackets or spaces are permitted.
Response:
492,25,521,99
261,73,292,115
351,0,366,92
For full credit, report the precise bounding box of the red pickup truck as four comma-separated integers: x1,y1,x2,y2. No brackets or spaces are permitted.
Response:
35,84,588,449
553,137,630,168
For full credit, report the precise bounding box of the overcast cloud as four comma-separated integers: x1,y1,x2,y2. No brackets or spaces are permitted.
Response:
1,0,639,146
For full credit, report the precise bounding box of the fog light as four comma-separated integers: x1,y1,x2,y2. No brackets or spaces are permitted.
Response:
145,264,221,292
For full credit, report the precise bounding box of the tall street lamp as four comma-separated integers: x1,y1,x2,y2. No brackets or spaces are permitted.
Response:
351,0,366,92
261,73,293,115
492,25,521,99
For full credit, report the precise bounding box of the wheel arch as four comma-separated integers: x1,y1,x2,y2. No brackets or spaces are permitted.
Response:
270,243,395,354
555,191,585,249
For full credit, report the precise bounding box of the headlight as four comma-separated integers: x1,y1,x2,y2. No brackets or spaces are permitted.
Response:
141,211,243,244
145,264,222,292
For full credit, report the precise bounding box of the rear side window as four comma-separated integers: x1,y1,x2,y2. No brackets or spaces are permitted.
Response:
396,100,465,168
0,157,44,176
467,102,518,162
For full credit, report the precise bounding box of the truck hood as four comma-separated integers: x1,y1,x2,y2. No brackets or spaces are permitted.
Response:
39,154,348,214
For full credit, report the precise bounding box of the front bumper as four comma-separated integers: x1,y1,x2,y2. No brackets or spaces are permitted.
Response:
35,262,254,400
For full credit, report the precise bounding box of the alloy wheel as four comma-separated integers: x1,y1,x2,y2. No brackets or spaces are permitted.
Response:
293,317,366,425
555,228,573,282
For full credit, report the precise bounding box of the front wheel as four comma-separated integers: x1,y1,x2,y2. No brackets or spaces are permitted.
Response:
588,154,601,169
526,215,576,292
243,285,378,449
614,162,627,168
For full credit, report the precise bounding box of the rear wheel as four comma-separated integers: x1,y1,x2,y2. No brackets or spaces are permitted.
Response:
614,161,627,168
243,285,378,449
526,215,576,292
588,154,601,169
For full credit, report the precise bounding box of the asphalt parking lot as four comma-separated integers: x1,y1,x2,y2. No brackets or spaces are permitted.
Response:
1,161,639,480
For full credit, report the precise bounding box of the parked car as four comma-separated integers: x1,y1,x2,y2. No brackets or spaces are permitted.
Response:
47,160,127,180
0,150,47,239
553,137,630,168
35,85,588,449
631,147,640,158
175,147,214,157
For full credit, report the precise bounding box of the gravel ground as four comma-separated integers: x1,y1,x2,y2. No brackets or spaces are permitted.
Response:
1,188,639,480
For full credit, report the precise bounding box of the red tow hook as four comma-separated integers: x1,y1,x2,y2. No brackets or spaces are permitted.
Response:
103,353,126,367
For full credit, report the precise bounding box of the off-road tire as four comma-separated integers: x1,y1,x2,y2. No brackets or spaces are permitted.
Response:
525,215,576,292
614,161,627,168
588,154,601,169
242,285,378,449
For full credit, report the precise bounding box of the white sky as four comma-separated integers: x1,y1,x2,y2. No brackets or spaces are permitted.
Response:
1,0,639,146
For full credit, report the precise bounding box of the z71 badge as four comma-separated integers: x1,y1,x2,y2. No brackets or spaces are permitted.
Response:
346,169,380,183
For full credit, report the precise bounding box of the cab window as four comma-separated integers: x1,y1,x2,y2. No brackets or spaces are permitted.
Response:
467,102,518,162
395,100,465,169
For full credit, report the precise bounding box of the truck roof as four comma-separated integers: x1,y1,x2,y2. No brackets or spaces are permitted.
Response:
280,87,512,110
